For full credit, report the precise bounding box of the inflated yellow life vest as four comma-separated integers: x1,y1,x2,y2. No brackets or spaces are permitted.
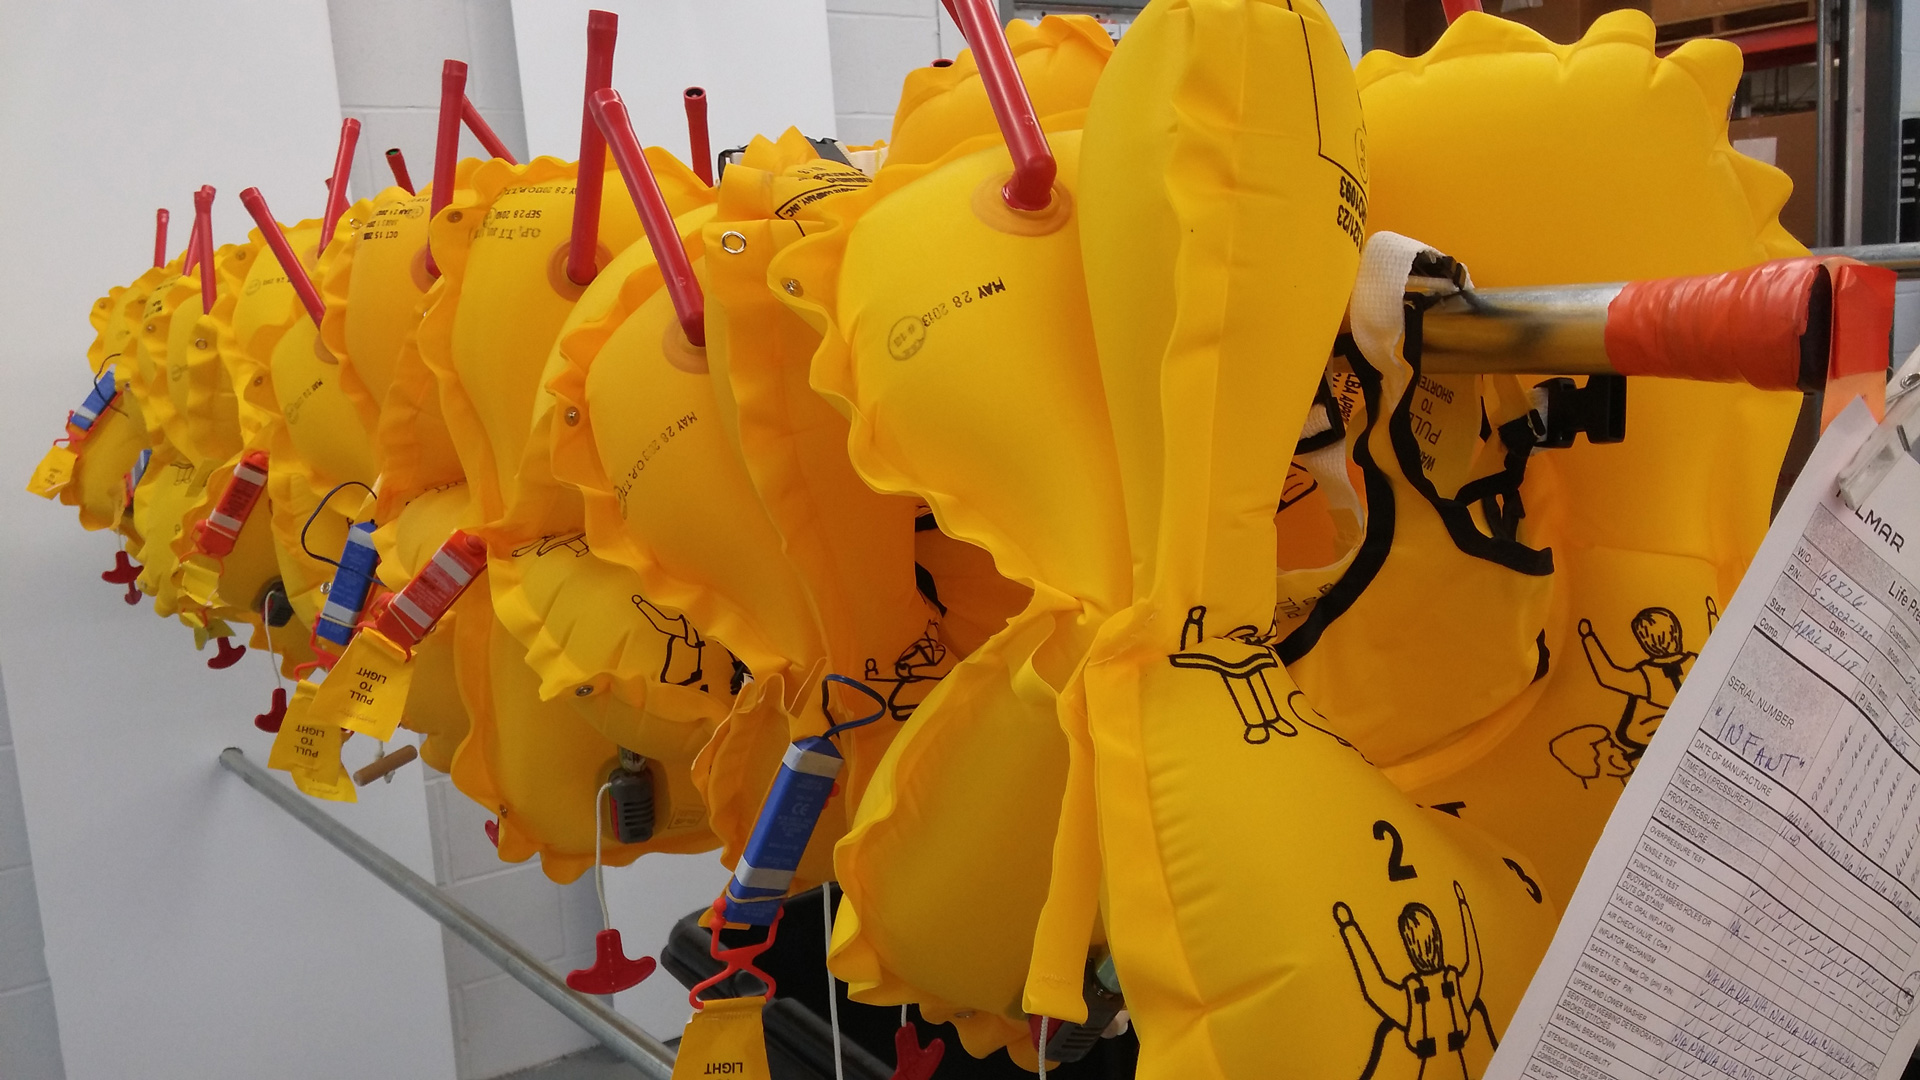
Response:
484,232,735,866
419,151,713,879
1357,10,1804,903
1033,6,1562,1080
550,235,835,882
50,273,163,535
697,134,945,881
811,126,1128,1060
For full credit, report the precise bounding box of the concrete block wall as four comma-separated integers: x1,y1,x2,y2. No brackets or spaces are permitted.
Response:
424,772,604,1080
0,673,64,1080
825,0,963,146
325,0,531,202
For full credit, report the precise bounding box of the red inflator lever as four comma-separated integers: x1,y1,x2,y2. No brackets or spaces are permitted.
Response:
1442,0,1483,20
319,117,362,254
373,531,487,649
208,637,247,670
566,929,656,995
385,148,415,194
239,188,326,327
946,0,1054,211
568,10,620,287
154,209,169,269
192,451,269,558
589,88,705,347
684,87,712,187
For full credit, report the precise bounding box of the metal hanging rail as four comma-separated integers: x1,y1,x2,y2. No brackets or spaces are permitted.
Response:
217,748,678,1080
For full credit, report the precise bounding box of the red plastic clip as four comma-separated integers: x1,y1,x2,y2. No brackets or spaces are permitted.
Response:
239,189,326,327
320,117,362,254
891,1023,945,1080
208,637,247,670
589,88,705,347
946,0,1054,211
385,148,415,194
191,450,269,558
484,819,499,846
373,530,487,649
566,929,657,995
154,208,170,269
568,10,620,287
684,87,712,187
688,897,782,1007
254,687,288,733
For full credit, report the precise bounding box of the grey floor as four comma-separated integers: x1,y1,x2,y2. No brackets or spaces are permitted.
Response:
497,1045,657,1080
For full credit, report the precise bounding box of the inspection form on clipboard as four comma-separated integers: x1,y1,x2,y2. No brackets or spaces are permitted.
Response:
1488,399,1920,1080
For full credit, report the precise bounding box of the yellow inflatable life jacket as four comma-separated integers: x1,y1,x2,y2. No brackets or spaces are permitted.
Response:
1356,10,1804,902
1038,7,1561,1080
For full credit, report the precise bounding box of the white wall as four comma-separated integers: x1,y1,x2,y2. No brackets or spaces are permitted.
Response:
510,0,838,164
0,670,64,1080
326,0,531,202
0,4,456,1078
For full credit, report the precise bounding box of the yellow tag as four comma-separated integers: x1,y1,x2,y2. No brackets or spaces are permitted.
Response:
268,675,357,802
179,553,222,607
671,997,771,1080
312,629,414,742
27,445,77,497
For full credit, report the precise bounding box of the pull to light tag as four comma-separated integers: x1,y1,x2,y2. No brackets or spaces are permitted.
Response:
670,996,771,1080
311,625,413,742
26,445,77,498
267,670,356,802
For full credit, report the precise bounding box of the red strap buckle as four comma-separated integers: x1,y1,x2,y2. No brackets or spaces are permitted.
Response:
688,897,782,1008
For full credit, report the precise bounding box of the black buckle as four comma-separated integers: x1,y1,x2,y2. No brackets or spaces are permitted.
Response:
1039,956,1127,1064
1533,375,1626,448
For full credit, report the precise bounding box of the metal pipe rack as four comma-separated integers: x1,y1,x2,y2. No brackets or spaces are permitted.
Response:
218,747,679,1080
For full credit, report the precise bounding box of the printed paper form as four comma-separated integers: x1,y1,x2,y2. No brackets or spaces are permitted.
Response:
1488,401,1920,1080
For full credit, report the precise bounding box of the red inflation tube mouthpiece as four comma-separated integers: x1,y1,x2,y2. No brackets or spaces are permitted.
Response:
684,87,712,187
153,208,169,268
192,186,217,311
567,9,620,287
589,87,706,347
385,148,415,194
238,188,326,327
320,117,362,254
946,0,1054,211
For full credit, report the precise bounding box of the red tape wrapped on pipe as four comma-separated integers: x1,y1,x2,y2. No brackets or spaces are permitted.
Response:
1605,256,1893,410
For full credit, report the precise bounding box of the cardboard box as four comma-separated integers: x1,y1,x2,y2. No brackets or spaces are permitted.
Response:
1376,0,1648,54
1729,110,1817,246
1650,0,1798,24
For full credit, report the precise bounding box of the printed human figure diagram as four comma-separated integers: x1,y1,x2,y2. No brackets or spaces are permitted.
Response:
1335,882,1494,1080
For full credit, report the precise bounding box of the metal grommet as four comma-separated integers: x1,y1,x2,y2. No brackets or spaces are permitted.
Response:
144,324,155,333
720,230,748,254
447,210,464,223
564,407,580,426
252,376,264,386
193,338,207,349
574,684,594,697
782,279,803,297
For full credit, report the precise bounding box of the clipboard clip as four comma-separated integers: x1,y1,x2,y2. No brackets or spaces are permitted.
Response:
1837,343,1920,510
